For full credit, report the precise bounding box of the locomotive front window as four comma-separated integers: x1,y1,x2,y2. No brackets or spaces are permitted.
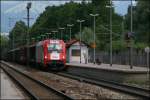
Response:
48,43,62,53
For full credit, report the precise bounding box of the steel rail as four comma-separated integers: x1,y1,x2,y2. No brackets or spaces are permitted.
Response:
1,64,40,99
1,64,36,99
57,72,150,99
0,61,74,100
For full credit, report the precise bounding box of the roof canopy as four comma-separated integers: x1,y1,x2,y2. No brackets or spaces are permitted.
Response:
66,39,90,48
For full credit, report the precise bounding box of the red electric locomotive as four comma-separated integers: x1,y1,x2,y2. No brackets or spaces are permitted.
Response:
35,39,66,70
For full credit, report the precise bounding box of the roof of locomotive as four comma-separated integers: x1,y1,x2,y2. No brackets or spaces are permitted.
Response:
8,39,65,52
44,39,64,43
42,39,65,45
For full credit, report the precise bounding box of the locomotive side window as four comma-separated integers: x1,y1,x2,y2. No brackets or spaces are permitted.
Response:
48,43,62,53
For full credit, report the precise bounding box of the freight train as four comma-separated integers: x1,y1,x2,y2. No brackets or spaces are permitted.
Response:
7,39,66,70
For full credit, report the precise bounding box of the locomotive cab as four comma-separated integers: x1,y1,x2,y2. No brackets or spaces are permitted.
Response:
44,40,66,70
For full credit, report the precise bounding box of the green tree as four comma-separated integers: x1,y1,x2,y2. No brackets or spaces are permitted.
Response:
30,1,110,39
112,40,126,53
28,1,125,52
0,34,9,59
75,27,93,45
9,20,27,48
133,42,147,53
125,0,150,44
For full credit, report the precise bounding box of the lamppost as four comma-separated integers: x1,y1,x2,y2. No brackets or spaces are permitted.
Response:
41,35,43,40
130,0,133,69
144,47,150,80
41,35,45,40
122,16,125,42
31,37,35,43
45,33,51,39
90,13,99,64
8,17,16,61
67,24,74,41
106,0,113,66
37,36,41,41
26,2,31,67
59,27,65,40
52,30,58,39
77,19,85,63
43,35,46,40
45,33,49,39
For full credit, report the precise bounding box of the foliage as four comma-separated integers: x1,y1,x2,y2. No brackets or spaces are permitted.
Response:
105,40,126,53
0,34,9,47
133,42,147,50
29,0,123,51
0,34,9,59
9,0,150,51
9,21,27,48
125,0,150,44
112,40,126,52
75,27,93,44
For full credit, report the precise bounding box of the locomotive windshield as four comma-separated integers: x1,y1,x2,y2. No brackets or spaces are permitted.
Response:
48,43,62,53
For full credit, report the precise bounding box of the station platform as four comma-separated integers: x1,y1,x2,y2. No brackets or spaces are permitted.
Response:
66,63,149,83
0,68,27,99
66,63,148,73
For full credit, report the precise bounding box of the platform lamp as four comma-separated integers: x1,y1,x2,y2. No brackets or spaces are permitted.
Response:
43,35,46,40
40,35,43,40
106,0,114,66
36,36,38,42
41,34,45,40
37,36,41,41
90,13,99,64
67,24,74,41
41,35,44,40
59,27,65,40
45,33,50,39
51,32,54,39
34,36,37,42
52,30,58,39
77,19,85,63
43,33,46,39
45,33,48,39
130,0,133,69
45,33,49,39
26,2,32,68
31,37,35,43
39,35,42,40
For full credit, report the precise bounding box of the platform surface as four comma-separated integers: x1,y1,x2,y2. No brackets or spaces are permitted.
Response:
67,63,148,72
0,68,26,99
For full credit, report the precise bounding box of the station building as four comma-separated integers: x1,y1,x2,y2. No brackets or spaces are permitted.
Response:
66,39,89,63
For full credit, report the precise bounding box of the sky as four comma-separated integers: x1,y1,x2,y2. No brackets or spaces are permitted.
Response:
1,0,137,35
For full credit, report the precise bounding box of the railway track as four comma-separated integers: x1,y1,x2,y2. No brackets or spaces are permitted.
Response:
1,61,149,99
0,62,74,100
57,72,150,99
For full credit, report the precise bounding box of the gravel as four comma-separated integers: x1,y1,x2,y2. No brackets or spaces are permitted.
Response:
32,71,142,99
6,62,142,99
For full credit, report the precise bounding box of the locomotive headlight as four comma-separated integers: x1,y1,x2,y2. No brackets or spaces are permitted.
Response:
62,56,65,59
44,55,47,59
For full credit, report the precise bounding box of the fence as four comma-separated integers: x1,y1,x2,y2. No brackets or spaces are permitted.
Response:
89,50,148,67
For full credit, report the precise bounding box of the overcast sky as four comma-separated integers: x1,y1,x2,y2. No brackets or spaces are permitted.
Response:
1,0,137,34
